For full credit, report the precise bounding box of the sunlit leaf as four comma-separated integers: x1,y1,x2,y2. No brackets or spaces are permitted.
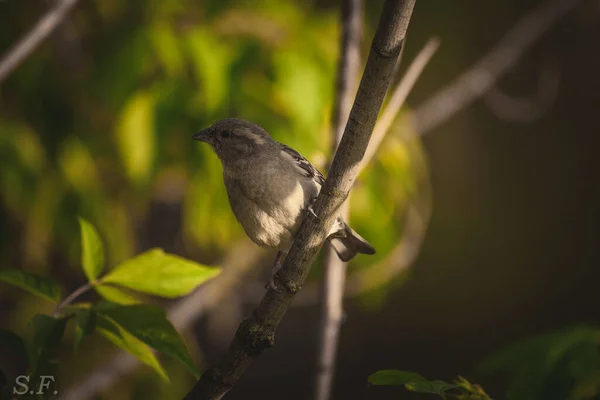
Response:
95,302,199,378
96,314,168,380
115,91,156,185
95,285,140,305
0,269,61,302
102,248,220,298
78,217,105,282
368,370,427,386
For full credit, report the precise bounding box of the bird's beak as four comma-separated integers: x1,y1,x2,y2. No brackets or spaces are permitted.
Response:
192,128,213,144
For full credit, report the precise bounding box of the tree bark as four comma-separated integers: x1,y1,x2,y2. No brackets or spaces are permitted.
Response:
183,0,416,399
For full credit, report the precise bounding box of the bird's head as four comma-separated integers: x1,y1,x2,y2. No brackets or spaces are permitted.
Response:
193,118,271,164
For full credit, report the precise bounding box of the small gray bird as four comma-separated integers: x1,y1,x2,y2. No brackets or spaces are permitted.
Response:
192,118,375,276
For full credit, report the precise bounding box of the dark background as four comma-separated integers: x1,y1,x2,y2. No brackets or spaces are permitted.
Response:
1,1,599,399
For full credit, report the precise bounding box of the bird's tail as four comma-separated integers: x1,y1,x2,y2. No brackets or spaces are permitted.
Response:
328,221,376,262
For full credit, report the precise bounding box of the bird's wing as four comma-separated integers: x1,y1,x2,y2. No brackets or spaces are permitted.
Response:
279,143,325,186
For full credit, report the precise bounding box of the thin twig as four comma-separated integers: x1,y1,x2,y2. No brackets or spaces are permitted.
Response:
58,241,262,400
0,0,81,84
295,0,582,307
363,37,439,165
184,1,416,398
58,0,582,397
412,0,581,135
315,0,363,399
53,282,94,317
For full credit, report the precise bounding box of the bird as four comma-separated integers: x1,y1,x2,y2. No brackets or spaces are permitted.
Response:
192,118,375,286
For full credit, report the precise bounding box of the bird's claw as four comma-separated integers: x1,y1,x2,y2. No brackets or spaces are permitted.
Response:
307,205,319,220
265,277,283,293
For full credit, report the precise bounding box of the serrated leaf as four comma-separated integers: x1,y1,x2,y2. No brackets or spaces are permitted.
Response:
368,370,427,386
95,303,199,378
27,314,67,375
95,284,140,305
0,330,29,368
74,309,97,351
96,314,168,381
78,217,105,282
0,269,61,302
101,248,220,298
405,380,457,395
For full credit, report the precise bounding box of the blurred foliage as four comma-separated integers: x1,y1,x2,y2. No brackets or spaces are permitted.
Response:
0,0,428,398
0,0,427,293
478,325,600,400
369,370,492,399
0,218,218,395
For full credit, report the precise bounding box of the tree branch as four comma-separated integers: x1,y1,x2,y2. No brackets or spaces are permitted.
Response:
58,241,262,400
412,0,581,135
315,0,363,399
184,1,416,398
363,37,439,165
59,0,582,397
0,0,81,84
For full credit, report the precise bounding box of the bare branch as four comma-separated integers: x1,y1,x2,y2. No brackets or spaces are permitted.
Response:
0,0,81,84
412,0,582,135
184,1,416,398
315,0,363,399
363,37,439,165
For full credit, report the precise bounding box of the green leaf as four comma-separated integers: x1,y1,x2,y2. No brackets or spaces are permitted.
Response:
95,284,140,305
78,217,105,282
405,380,457,395
115,91,156,185
74,309,97,351
96,314,168,380
102,248,220,298
95,303,199,378
0,330,29,368
368,370,427,386
0,269,61,302
27,314,67,374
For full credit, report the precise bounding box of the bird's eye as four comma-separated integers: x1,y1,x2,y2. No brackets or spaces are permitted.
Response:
220,131,232,139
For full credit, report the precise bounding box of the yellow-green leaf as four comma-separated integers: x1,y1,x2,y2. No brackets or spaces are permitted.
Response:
96,314,168,381
95,303,199,378
102,249,220,298
78,217,105,282
95,285,140,305
115,92,156,185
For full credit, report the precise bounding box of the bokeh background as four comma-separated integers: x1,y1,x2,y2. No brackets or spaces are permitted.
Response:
1,0,600,399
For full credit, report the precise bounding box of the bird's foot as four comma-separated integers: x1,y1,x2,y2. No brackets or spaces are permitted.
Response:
265,276,284,293
307,205,320,220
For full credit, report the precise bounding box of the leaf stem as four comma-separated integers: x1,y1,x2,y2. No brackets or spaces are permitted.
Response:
53,282,94,317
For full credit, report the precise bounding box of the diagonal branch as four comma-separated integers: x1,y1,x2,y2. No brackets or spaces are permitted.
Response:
315,1,363,399
59,0,582,397
363,36,439,165
0,0,81,84
58,241,262,400
183,1,417,398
